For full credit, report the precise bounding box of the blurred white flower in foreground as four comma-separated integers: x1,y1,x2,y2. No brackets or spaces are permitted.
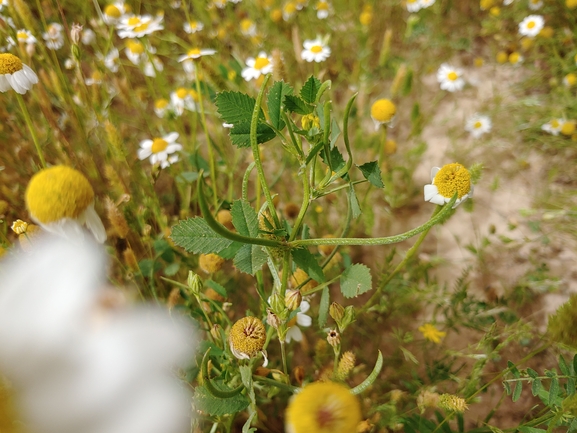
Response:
0,236,196,433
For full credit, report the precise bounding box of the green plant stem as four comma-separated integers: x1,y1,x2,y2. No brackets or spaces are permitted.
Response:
195,64,218,208
288,162,312,242
253,375,297,393
251,74,281,228
16,93,46,168
280,249,291,296
280,339,289,376
242,162,256,201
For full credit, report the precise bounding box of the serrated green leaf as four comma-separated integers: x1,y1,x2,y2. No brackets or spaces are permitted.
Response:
320,146,346,172
231,200,259,237
215,91,263,124
291,248,325,283
267,81,293,130
284,95,314,115
171,218,233,254
234,244,267,275
217,241,243,259
531,378,542,396
559,355,570,376
549,377,559,405
194,385,250,416
318,286,329,328
300,76,321,104
340,264,372,298
512,381,522,402
348,184,361,219
358,161,385,188
229,121,276,148
206,279,227,297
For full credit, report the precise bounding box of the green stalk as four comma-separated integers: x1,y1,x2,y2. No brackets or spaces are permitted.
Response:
16,93,46,168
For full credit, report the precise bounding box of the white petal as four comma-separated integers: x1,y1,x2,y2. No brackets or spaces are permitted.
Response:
429,194,446,206
83,203,107,243
296,313,312,328
285,326,303,343
430,167,440,181
424,184,438,201
0,75,11,91
164,132,179,142
165,143,182,153
137,148,152,160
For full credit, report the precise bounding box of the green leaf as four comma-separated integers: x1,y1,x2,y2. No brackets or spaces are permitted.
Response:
206,279,227,297
512,381,522,402
358,161,385,188
531,378,542,396
508,361,521,378
267,81,293,130
351,351,383,394
138,259,161,277
300,76,321,104
320,146,346,172
573,354,577,376
559,355,570,376
229,121,276,148
215,91,263,124
163,262,180,276
519,428,547,433
318,286,330,328
549,377,559,406
526,368,538,379
194,385,250,416
234,244,267,275
171,218,233,254
217,241,243,260
340,264,372,298
348,184,361,219
291,248,325,283
503,381,511,395
284,95,314,115
231,200,260,237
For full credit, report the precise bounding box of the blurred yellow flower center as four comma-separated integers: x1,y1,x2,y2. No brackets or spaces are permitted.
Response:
104,4,121,18
433,162,471,199
133,22,149,32
285,3,296,13
229,317,266,357
310,45,323,53
318,2,329,10
0,53,23,74
187,48,201,57
188,21,198,29
92,70,103,81
566,74,576,86
509,52,520,63
551,119,560,128
155,98,168,109
447,71,458,81
16,31,28,40
527,21,535,29
561,121,576,136
254,57,270,70
188,89,198,100
240,19,253,32
474,121,482,129
176,88,188,98
25,166,95,224
127,16,141,26
151,138,169,153
127,40,144,54
371,99,397,123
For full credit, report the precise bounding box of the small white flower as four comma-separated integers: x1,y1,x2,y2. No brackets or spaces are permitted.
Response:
285,300,312,343
0,0,8,12
178,47,216,62
170,87,196,115
239,18,257,37
138,132,182,168
421,0,435,8
0,236,196,433
301,38,331,63
102,1,130,25
81,28,96,45
436,63,465,92
528,0,542,10
124,39,147,65
503,0,514,4
406,0,422,12
116,14,163,39
0,52,38,94
102,47,120,72
85,70,104,86
518,15,544,38
16,29,37,44
541,119,564,136
43,23,64,50
143,56,163,77
315,1,332,19
424,163,473,208
241,51,273,81
465,114,492,138
183,20,203,33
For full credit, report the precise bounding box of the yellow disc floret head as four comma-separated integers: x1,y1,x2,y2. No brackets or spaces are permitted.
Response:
433,163,471,199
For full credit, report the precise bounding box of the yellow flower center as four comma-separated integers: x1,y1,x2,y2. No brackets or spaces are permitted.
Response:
188,89,198,100
370,98,397,123
91,70,103,81
0,53,23,74
240,19,253,32
127,16,141,26
447,71,458,81
561,121,576,136
16,31,29,41
433,163,471,199
188,20,198,29
527,21,535,29
151,138,169,153
176,87,188,99
285,3,296,13
565,73,576,86
551,119,560,128
509,52,520,64
310,45,323,53
133,22,150,33
155,98,168,109
127,40,144,54
104,4,121,18
318,2,329,10
229,317,266,357
473,121,482,129
25,166,95,224
253,56,270,70
187,48,201,57
286,382,361,433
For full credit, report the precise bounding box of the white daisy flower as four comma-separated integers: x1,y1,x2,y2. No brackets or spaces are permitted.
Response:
424,163,473,208
541,118,564,136
153,98,170,118
528,0,542,10
81,28,96,45
465,114,492,138
406,0,422,12
170,87,197,115
285,300,312,343
239,18,257,37
301,38,331,63
43,23,64,50
436,63,465,92
116,15,163,39
103,1,130,25
0,236,196,433
0,52,38,94
0,0,8,12
241,51,273,81
518,15,544,38
503,0,514,4
181,58,197,79
124,39,147,65
184,20,203,33
16,29,37,44
102,47,120,72
85,70,104,86
178,47,216,62
143,56,163,77
315,1,332,19
421,0,436,8
138,132,182,168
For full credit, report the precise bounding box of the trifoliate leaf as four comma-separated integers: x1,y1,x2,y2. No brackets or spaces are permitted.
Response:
267,81,293,130
291,248,325,283
229,121,276,148
284,95,314,115
231,200,260,237
358,161,385,188
340,264,372,298
320,146,346,173
234,244,267,275
170,218,233,254
300,76,322,104
215,91,264,124
194,385,250,416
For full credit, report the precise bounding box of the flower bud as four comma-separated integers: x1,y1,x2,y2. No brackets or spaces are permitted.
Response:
187,271,203,295
327,329,340,348
329,302,345,322
70,23,83,45
266,308,281,329
285,289,302,311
